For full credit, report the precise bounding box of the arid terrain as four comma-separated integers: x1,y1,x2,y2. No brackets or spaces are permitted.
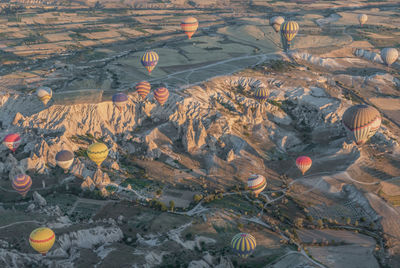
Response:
0,0,399,267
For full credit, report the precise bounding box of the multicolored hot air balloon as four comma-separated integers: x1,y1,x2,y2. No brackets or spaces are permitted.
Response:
231,233,256,258
247,174,267,197
141,51,159,74
280,21,299,50
87,143,109,168
154,87,169,106
29,227,55,256
112,93,128,112
254,87,269,104
296,156,312,175
342,104,381,145
3,133,21,153
181,17,199,39
12,174,32,197
270,16,284,33
55,150,74,173
358,14,368,27
381,48,398,67
136,81,151,100
36,87,52,106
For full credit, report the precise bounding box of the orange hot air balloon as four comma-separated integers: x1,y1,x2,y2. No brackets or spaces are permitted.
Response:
181,17,198,39
136,81,151,100
296,156,312,175
154,87,169,106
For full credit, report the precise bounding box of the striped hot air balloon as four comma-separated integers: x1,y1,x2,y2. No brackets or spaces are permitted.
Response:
181,17,199,39
12,174,32,197
254,87,269,104
112,93,128,112
270,16,284,33
3,133,21,153
342,104,381,145
154,87,169,106
296,156,312,175
136,81,151,100
55,150,74,173
141,51,159,74
358,14,368,27
247,174,267,197
280,21,299,50
36,87,52,106
381,48,398,67
87,143,109,168
29,227,56,256
231,233,256,258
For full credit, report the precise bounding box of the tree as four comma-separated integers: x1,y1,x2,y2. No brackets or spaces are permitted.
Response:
193,194,203,203
317,219,323,229
294,217,304,228
346,217,351,225
169,200,175,212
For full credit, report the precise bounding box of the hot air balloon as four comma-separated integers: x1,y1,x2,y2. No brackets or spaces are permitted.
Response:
254,87,269,104
87,143,108,168
231,233,256,258
12,174,32,197
247,174,267,197
3,133,21,153
358,14,368,27
181,17,199,39
296,156,312,175
280,21,299,50
136,81,151,100
55,150,74,173
154,87,169,106
29,227,55,256
381,48,398,67
270,16,284,33
112,92,128,112
141,51,159,74
36,87,52,106
342,104,381,145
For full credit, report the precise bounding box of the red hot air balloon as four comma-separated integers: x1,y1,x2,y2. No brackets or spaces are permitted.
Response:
136,81,151,100
296,156,312,175
3,133,21,153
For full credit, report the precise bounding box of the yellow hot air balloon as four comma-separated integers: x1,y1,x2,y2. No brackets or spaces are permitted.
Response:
358,14,368,27
87,143,108,168
29,227,55,256
36,87,52,106
181,17,199,39
280,21,299,51
381,48,398,67
342,104,381,145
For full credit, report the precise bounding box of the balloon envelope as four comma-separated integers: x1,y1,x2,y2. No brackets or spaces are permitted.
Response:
254,87,269,104
358,14,368,26
3,133,21,152
112,93,128,111
270,16,284,33
154,87,169,106
280,21,299,44
247,174,267,197
12,174,32,197
29,227,55,256
36,87,52,106
231,233,256,258
87,143,109,168
381,48,398,66
296,156,312,175
141,51,159,74
181,17,199,39
55,150,74,172
136,81,151,100
342,104,381,145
